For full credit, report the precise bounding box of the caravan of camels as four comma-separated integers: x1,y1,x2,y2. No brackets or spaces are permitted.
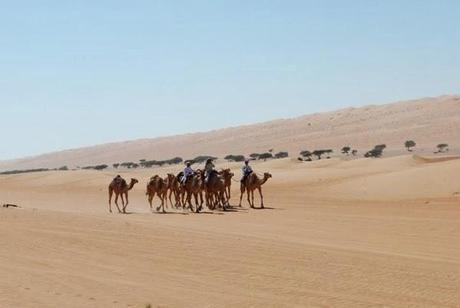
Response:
108,164,272,214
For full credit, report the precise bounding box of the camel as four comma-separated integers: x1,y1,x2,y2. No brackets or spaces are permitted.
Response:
166,173,181,208
205,171,228,210
108,177,139,213
220,168,234,200
239,172,272,209
182,170,204,213
146,175,169,213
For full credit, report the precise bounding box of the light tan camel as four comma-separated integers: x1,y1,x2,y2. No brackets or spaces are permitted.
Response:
146,175,168,213
108,177,139,213
220,168,234,200
239,172,272,209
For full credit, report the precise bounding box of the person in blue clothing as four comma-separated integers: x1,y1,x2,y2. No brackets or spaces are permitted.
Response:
182,162,194,184
241,159,253,184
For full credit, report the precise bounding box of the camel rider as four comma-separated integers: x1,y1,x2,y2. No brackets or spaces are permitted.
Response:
182,162,194,184
114,174,123,184
204,158,215,183
241,159,253,184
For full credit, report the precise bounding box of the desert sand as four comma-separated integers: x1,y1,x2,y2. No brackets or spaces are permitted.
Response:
1,154,459,307
0,95,459,171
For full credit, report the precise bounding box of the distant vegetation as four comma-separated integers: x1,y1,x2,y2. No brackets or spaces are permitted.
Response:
0,168,50,175
405,140,416,152
224,155,246,162
365,144,386,158
436,143,449,153
258,152,274,161
341,146,351,155
312,149,333,160
190,155,217,164
274,151,289,159
82,164,109,171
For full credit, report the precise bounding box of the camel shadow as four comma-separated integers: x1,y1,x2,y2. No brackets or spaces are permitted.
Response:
152,211,190,215
249,206,277,210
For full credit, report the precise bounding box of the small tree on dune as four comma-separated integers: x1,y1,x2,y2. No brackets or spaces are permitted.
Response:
325,149,333,159
351,149,358,156
299,150,312,161
341,146,351,155
274,151,289,159
437,143,449,153
405,140,416,152
258,152,273,161
312,150,326,160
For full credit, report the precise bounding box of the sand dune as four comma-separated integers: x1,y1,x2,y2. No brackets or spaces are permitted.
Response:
1,155,459,307
1,95,459,171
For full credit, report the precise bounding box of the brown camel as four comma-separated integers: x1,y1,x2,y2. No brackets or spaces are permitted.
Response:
239,172,272,209
182,171,204,213
166,173,181,208
205,171,228,210
146,175,168,213
220,168,234,200
108,177,139,213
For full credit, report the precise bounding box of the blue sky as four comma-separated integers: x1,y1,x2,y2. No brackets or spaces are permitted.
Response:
1,1,459,160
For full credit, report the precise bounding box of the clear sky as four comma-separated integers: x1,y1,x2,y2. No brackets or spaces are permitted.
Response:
1,1,459,160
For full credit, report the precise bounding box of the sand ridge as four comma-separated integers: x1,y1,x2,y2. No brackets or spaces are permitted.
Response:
1,95,459,171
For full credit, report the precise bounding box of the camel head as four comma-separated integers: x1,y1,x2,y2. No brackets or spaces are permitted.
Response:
130,178,139,184
263,172,272,180
220,168,234,178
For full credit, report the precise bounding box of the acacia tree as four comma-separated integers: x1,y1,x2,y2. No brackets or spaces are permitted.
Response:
405,140,416,152
437,143,449,153
341,146,351,155
312,150,326,160
299,150,312,161
258,152,273,161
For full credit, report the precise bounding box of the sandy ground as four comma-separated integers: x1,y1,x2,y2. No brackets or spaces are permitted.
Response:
1,155,460,307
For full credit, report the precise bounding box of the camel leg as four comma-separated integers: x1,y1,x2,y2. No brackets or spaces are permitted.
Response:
148,194,153,211
251,190,255,208
258,187,264,209
159,194,166,213
114,194,122,213
239,184,245,207
247,189,252,208
123,193,129,213
120,194,125,213
108,188,113,213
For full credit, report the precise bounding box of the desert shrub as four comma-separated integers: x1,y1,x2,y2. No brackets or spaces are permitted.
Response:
58,166,69,171
312,150,326,160
437,143,449,153
224,155,246,162
83,164,108,171
351,149,358,156
404,140,416,152
341,146,351,154
374,144,386,151
113,163,120,169
258,152,273,160
191,155,218,164
166,157,183,165
249,153,260,160
0,168,50,175
274,151,289,159
300,150,312,158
